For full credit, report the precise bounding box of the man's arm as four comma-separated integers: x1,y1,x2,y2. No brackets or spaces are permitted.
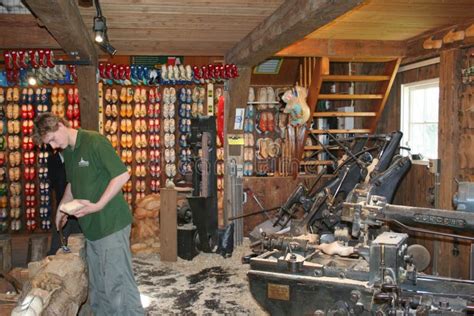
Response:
56,183,73,230
74,171,130,218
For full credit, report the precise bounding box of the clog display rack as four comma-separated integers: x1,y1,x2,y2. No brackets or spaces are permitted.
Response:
243,86,292,177
98,62,235,210
0,86,81,233
0,55,237,233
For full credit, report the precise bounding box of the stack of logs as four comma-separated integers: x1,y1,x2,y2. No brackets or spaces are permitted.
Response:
131,193,160,254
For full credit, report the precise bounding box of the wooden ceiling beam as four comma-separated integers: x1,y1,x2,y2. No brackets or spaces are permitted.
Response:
23,0,97,64
0,15,60,49
225,0,366,66
275,38,406,58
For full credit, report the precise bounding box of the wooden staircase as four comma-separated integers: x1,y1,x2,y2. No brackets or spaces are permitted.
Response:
296,56,401,173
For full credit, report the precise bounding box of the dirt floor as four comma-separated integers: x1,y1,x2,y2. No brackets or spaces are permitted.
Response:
133,238,268,315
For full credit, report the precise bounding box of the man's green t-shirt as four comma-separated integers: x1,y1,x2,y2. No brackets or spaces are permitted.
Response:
63,129,132,241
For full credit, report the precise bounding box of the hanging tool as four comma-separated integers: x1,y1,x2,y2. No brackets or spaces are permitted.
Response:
59,228,71,253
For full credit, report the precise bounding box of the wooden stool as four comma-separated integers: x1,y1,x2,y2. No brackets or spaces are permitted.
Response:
27,236,49,263
0,235,12,272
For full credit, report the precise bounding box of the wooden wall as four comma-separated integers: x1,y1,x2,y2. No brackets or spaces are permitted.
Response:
377,62,440,134
375,49,474,279
459,47,474,181
242,175,320,236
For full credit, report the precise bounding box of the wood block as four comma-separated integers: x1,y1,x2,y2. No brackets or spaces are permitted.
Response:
321,57,330,75
160,188,177,262
0,236,12,273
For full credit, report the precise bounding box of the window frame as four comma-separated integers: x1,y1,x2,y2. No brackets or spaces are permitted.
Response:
400,78,440,161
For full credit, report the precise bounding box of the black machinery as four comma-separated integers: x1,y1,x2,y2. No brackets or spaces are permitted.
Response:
244,131,474,315
248,188,474,315
177,117,218,260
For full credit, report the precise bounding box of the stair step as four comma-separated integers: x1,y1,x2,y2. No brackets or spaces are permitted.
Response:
322,75,390,82
309,129,371,134
304,145,339,151
300,160,334,166
330,57,396,63
313,111,377,117
318,94,383,100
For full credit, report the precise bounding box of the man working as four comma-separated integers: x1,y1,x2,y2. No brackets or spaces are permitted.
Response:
33,113,144,315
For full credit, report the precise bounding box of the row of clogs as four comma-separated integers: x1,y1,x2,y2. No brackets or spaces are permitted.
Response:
149,134,160,148
8,208,21,219
120,149,134,164
149,149,160,163
40,207,51,218
26,219,37,231
135,180,146,192
163,133,175,148
10,219,21,231
3,49,55,70
40,220,52,230
150,180,160,193
150,165,160,177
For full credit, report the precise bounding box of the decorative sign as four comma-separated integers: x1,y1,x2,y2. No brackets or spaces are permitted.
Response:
228,135,244,146
267,283,290,301
207,83,214,115
131,56,184,67
234,108,245,130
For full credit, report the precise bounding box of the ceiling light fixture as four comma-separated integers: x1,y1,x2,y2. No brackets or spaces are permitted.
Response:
27,76,37,86
93,0,117,56
93,16,106,43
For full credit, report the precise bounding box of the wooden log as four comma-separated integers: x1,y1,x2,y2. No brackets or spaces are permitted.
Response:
160,188,177,262
12,235,87,316
27,236,49,263
0,235,12,273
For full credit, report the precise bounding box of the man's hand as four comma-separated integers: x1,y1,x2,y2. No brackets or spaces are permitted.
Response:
55,209,68,231
73,199,102,218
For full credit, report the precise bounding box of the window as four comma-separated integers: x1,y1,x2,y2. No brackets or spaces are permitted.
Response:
400,78,439,160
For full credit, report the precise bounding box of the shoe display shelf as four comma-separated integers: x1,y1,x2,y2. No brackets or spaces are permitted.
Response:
244,86,291,177
0,85,81,234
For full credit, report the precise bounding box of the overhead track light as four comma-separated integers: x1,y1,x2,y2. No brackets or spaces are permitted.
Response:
93,0,117,56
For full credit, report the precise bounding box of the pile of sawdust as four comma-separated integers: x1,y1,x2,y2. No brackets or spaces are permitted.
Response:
133,238,267,315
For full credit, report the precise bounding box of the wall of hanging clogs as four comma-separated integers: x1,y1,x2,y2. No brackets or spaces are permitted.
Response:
243,86,292,177
0,86,81,233
98,79,222,209
0,55,234,234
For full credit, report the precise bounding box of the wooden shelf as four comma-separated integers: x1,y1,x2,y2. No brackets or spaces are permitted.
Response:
313,111,377,117
309,129,371,134
322,75,390,82
300,160,333,166
318,94,383,100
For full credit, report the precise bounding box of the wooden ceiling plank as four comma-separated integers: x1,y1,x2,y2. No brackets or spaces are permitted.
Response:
276,39,405,58
106,28,249,38
225,0,366,66
0,15,62,50
0,26,60,49
23,0,97,63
